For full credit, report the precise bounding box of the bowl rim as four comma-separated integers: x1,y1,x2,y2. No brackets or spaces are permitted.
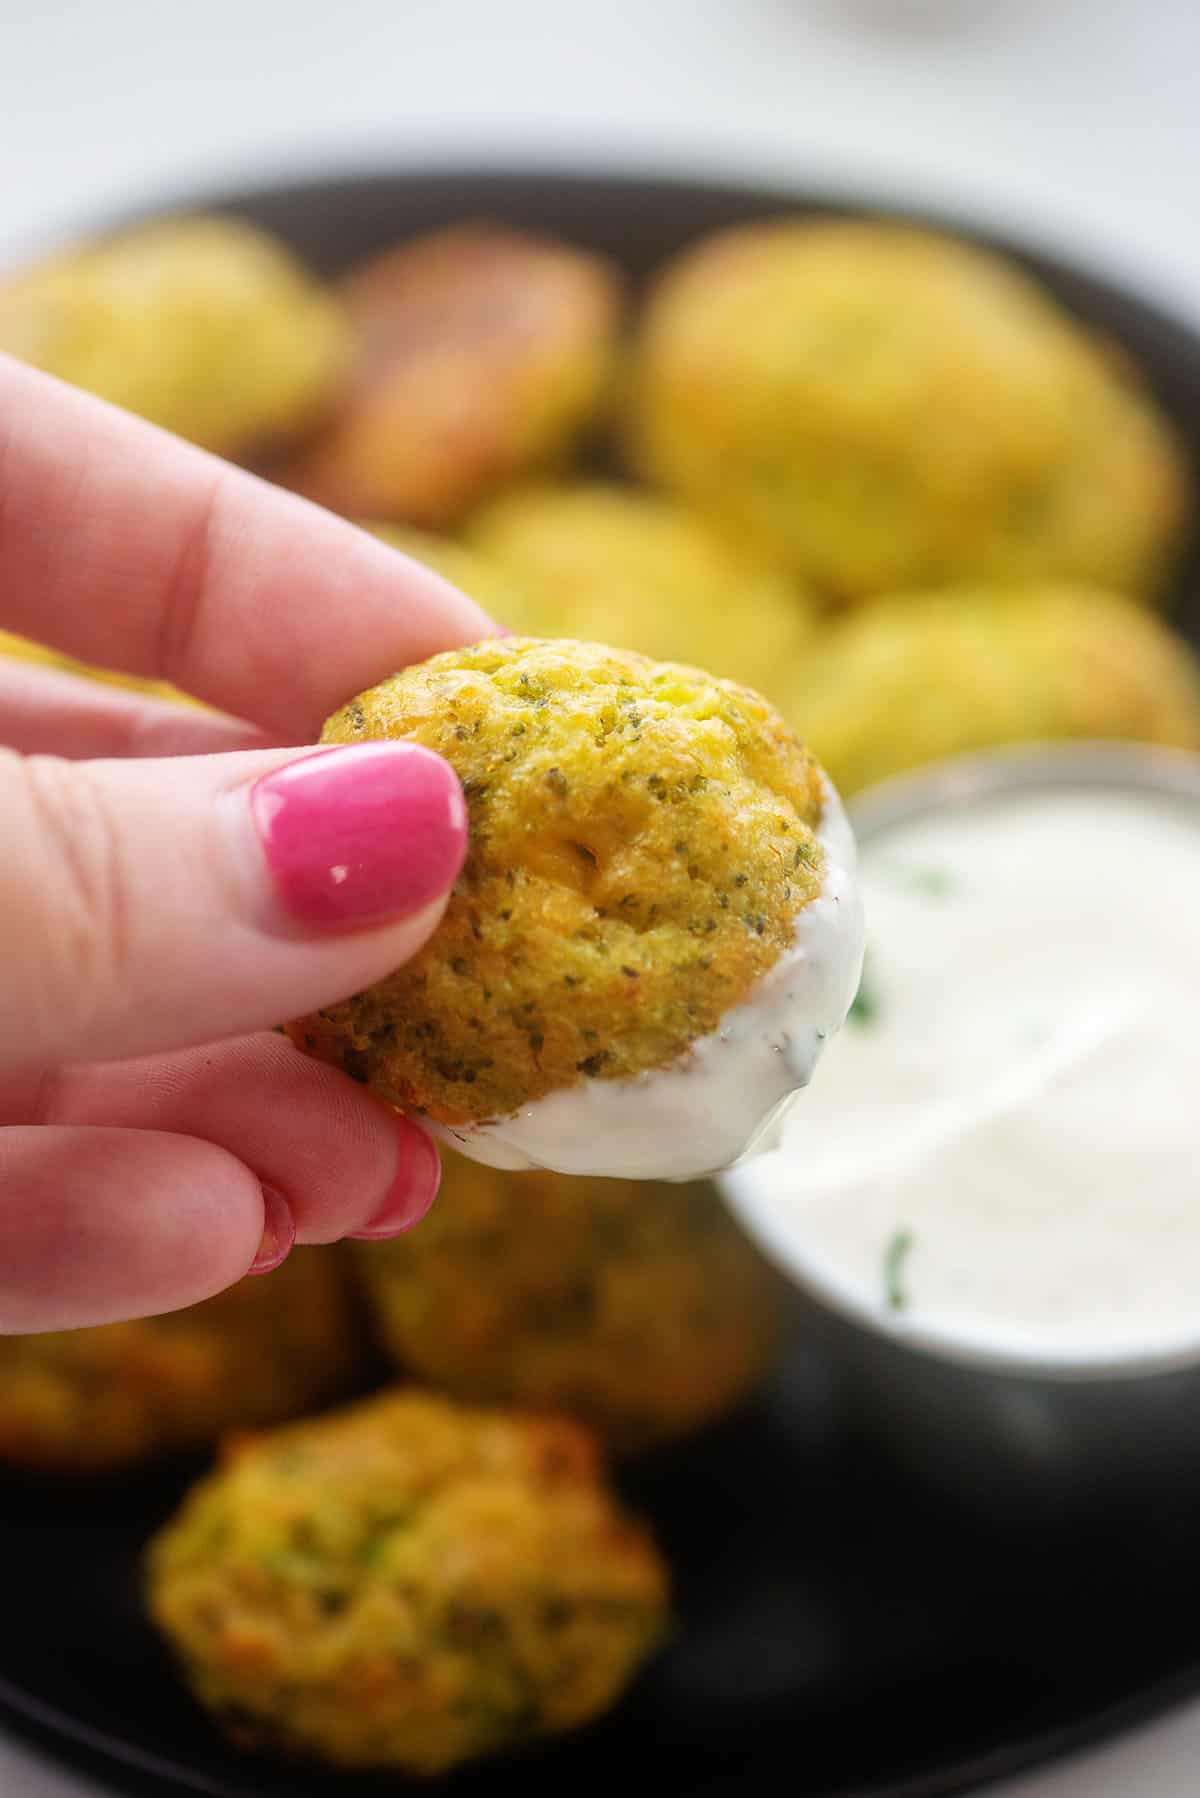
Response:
9,153,1200,334
723,741,1200,1384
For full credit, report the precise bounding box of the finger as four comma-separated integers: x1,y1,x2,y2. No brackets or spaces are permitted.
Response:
41,1032,440,1246
0,658,270,757
0,738,467,1068
0,355,497,739
0,1125,267,1332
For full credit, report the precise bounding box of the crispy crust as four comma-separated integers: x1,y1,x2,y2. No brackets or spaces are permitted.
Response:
287,637,828,1124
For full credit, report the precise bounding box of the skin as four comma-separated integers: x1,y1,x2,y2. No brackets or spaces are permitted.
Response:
0,353,498,1333
288,637,830,1125
147,1390,669,1774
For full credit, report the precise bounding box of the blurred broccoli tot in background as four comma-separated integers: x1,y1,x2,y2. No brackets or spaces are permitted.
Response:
792,582,1200,795
629,219,1190,604
146,1390,669,1775
0,1250,364,1473
278,225,623,526
468,482,816,711
367,522,529,622
357,1152,787,1454
0,629,201,708
0,215,348,457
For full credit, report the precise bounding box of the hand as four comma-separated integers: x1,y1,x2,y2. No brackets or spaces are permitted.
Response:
0,354,494,1333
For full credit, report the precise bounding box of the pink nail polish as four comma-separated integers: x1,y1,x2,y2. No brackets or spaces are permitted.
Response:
250,743,467,931
249,1186,296,1275
349,1121,441,1240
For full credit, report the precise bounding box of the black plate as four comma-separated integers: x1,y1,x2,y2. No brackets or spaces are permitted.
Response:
3,167,1200,1798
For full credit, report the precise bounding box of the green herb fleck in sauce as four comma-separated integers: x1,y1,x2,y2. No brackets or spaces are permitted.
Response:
888,863,954,898
847,966,878,1027
909,866,953,897
884,1230,915,1313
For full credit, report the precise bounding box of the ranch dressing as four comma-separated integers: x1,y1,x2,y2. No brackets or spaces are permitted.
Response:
724,783,1200,1369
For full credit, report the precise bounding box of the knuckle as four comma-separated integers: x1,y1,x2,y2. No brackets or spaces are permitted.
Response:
6,752,131,1055
155,469,225,692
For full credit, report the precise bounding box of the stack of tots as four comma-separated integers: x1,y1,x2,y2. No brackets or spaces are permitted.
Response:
2,206,1198,777
2,196,1200,1777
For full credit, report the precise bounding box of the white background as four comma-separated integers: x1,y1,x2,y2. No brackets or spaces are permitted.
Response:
2,1,1199,1793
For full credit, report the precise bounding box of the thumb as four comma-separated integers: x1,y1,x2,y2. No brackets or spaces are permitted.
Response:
0,741,466,1069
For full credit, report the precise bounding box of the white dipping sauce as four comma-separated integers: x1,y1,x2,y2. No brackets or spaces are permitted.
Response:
724,785,1200,1368
435,788,865,1181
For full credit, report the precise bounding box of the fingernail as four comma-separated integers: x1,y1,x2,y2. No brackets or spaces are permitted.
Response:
349,1120,441,1240
250,743,467,931
248,1185,296,1275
